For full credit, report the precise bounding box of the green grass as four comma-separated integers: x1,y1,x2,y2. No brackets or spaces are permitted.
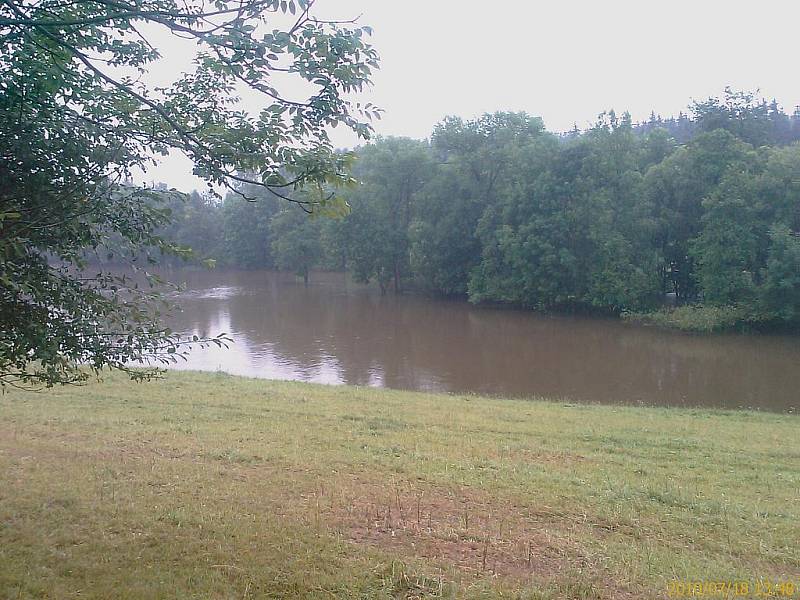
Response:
623,304,752,332
1,371,798,599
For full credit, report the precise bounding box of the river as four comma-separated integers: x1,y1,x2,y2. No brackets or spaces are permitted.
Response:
160,269,799,412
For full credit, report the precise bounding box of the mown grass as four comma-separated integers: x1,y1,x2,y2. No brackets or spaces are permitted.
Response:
1,371,798,599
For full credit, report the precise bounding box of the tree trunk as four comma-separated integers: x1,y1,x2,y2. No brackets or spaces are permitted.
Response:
394,260,401,294
303,266,309,287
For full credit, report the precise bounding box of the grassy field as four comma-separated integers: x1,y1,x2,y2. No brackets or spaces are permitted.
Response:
1,371,798,599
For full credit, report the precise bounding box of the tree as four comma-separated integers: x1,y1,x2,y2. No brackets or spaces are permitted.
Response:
644,129,752,300
468,129,568,307
760,225,800,321
469,112,661,311
0,0,379,386
416,112,547,296
693,144,800,318
692,169,762,305
338,137,434,294
691,88,796,147
409,164,480,295
270,204,322,285
578,112,661,311
220,186,280,269
159,190,224,267
335,186,395,293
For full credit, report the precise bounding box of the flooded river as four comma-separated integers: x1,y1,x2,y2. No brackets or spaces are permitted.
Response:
162,269,800,412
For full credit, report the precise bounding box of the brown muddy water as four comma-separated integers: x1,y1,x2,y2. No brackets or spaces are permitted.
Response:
161,269,799,412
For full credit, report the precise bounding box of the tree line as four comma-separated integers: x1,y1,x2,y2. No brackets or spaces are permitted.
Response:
165,89,800,328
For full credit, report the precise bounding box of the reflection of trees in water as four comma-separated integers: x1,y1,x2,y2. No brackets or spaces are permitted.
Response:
165,270,800,411
169,297,225,340
220,279,444,389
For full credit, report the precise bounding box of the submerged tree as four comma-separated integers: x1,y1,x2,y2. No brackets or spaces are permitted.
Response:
340,137,434,294
270,204,322,285
220,185,281,269
0,0,379,386
416,112,547,296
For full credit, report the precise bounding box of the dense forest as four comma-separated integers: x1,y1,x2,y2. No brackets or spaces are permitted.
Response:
156,89,800,329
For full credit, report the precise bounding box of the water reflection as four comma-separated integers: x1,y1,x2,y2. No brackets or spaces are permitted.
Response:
161,269,800,412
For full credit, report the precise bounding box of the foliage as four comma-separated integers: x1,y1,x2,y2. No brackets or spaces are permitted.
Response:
759,225,800,321
414,112,547,297
340,137,434,293
159,190,224,266
270,204,322,284
644,129,753,301
0,0,378,385
220,185,281,268
0,185,221,387
691,87,799,146
692,169,762,306
409,163,483,295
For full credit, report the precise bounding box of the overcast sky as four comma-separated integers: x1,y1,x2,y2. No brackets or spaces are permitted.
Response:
141,0,800,191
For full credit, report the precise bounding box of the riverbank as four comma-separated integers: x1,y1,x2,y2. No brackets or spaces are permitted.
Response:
1,371,797,599
623,304,773,333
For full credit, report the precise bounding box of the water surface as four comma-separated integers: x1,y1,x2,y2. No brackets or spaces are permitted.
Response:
162,269,799,412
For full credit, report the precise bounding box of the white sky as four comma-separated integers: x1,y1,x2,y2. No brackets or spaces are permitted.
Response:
140,0,800,191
